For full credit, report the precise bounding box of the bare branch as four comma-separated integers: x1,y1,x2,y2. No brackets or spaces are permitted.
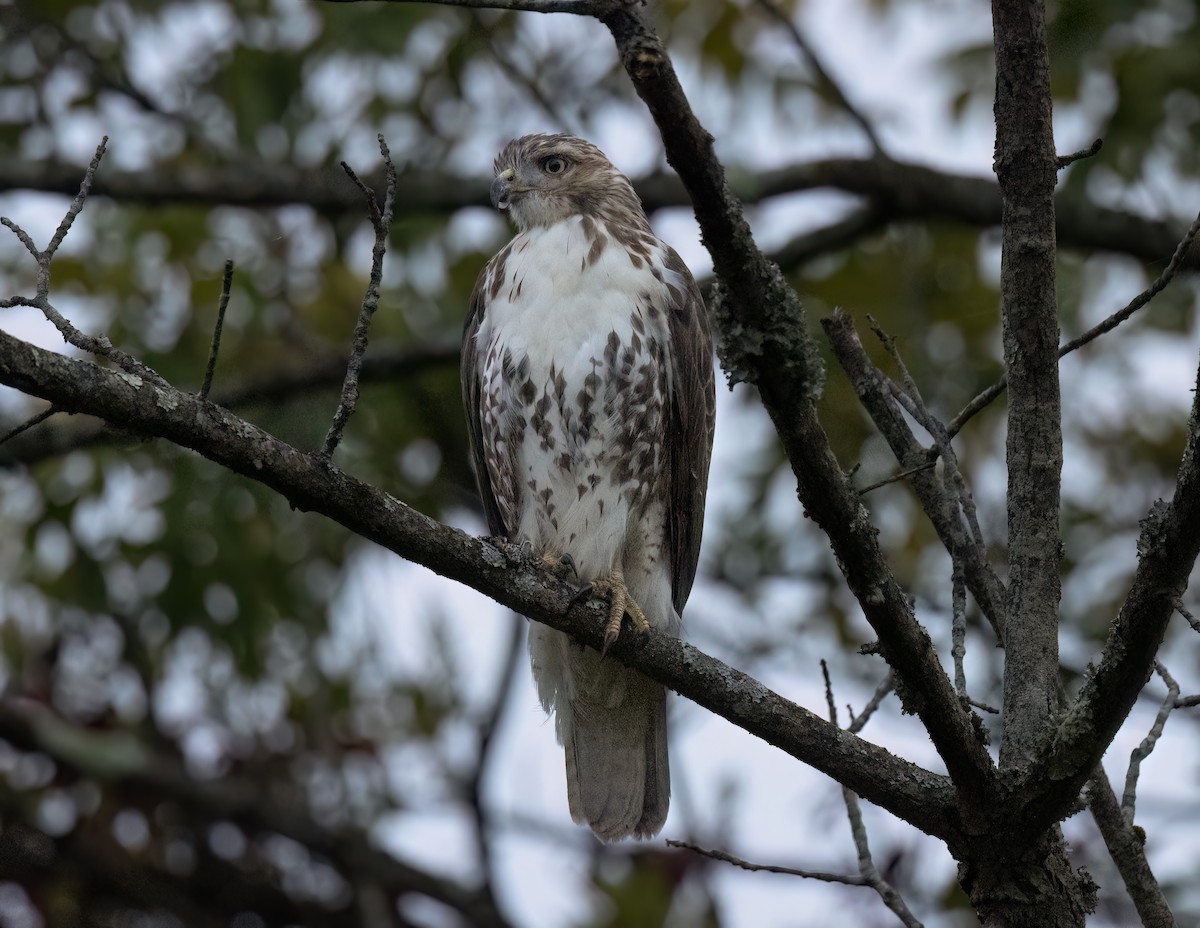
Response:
823,662,924,928
856,461,937,496
752,0,885,156
0,405,56,447
666,839,867,884
847,673,895,736
1030,350,1200,834
1121,662,1180,823
822,310,1006,637
1177,600,1200,634
320,136,398,459
950,205,1200,438
1056,138,1103,170
0,138,167,387
1062,208,1200,357
869,318,989,559
1086,770,1179,928
951,526,969,700
199,259,235,400
0,339,461,468
47,137,109,255
991,0,1063,770
468,615,524,908
0,216,39,258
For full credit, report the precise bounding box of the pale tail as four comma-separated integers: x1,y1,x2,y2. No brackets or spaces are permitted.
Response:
563,672,670,842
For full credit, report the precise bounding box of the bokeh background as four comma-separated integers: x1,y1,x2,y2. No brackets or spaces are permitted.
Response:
2,0,1200,925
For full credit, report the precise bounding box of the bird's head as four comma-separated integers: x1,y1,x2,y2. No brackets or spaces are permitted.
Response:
490,134,639,231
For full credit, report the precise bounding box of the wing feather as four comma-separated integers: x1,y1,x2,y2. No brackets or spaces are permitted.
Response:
661,247,716,615
461,268,512,539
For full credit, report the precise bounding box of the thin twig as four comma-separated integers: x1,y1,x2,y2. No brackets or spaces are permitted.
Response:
950,205,1200,437
867,317,998,696
0,406,57,446
1059,208,1200,356
665,839,867,885
468,615,524,909
753,0,885,157
1122,662,1180,824
1174,694,1200,709
200,260,235,400
320,135,397,459
840,783,924,928
483,22,574,129
856,460,937,495
820,659,839,725
847,673,895,735
822,310,1007,637
869,317,988,553
0,137,167,387
1056,138,1103,170
1175,600,1200,634
823,662,923,928
950,515,968,700
48,137,109,255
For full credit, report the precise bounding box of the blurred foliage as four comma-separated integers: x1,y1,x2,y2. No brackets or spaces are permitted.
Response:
1,0,1199,926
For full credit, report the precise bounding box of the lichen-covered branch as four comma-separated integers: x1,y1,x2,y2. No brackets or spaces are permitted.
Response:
991,0,1063,772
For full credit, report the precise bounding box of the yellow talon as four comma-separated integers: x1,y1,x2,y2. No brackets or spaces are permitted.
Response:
590,566,649,654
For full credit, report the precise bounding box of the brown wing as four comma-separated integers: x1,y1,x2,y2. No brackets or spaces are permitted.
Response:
661,247,716,615
461,267,512,540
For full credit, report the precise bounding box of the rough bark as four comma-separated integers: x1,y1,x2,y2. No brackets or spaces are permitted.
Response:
992,0,1063,771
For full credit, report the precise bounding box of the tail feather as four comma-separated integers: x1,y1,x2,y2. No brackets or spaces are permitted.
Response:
564,670,670,841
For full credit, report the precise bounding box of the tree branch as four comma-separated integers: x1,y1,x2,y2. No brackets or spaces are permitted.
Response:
0,328,963,846
1026,349,1200,834
752,0,886,156
822,310,1006,637
822,663,924,928
666,839,867,885
0,340,461,468
2,155,1195,268
949,205,1200,438
320,137,397,459
991,0,1063,770
1085,771,1178,928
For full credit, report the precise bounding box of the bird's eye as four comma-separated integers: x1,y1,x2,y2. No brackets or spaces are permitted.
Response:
542,156,568,175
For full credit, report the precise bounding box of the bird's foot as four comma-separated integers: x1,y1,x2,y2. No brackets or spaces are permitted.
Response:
540,550,579,580
573,566,649,656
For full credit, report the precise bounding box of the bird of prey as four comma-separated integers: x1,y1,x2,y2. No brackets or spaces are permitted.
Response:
462,134,715,841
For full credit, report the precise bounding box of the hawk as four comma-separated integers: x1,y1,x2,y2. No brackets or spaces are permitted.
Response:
462,134,715,841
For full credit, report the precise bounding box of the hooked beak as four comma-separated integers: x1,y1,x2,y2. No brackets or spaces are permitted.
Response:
490,168,515,210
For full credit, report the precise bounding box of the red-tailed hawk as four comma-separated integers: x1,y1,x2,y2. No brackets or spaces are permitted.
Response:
462,134,715,840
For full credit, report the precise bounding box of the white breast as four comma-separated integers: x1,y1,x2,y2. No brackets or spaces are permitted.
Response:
479,217,671,365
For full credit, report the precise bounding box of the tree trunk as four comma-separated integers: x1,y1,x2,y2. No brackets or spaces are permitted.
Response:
961,829,1097,928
